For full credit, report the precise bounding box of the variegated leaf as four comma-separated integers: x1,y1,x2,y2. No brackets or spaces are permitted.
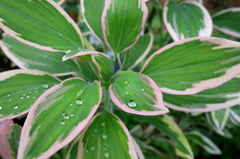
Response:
62,50,104,62
18,78,102,159
163,0,212,41
78,111,138,159
0,69,60,121
229,105,240,126
210,108,230,130
141,37,240,95
109,71,169,116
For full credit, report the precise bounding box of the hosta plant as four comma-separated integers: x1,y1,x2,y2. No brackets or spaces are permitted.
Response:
0,0,240,158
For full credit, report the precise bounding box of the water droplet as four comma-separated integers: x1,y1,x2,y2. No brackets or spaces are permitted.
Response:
62,112,66,116
104,152,110,158
69,103,73,106
60,121,65,125
26,96,30,98
125,91,130,95
76,99,83,105
63,114,69,120
35,90,38,93
76,90,84,97
0,106,2,110
70,113,74,117
32,97,36,99
128,100,137,108
85,150,89,153
94,129,98,132
28,91,32,94
123,81,129,85
9,99,12,102
23,94,26,96
41,84,49,89
100,122,106,127
7,94,10,97
91,146,95,151
141,88,144,91
14,105,18,109
102,134,107,140
20,97,24,99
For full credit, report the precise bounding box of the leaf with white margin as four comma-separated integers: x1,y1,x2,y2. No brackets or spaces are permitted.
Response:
102,0,148,54
54,0,65,5
132,137,145,159
65,136,80,159
119,33,153,70
62,50,104,62
0,119,22,159
229,105,240,126
163,76,240,112
141,37,240,95
108,71,169,116
0,34,80,76
135,115,194,159
213,8,240,38
18,78,102,159
163,0,212,41
0,0,83,52
78,111,138,159
210,108,230,130
0,69,60,121
186,131,221,155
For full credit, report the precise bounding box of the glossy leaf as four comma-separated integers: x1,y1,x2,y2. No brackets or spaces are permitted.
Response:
0,69,60,121
119,33,153,70
18,78,102,159
102,0,148,54
0,0,83,52
213,8,240,38
92,54,114,81
163,77,240,112
0,34,80,76
0,120,22,159
136,115,194,159
210,108,230,130
186,131,221,155
78,111,137,159
141,37,240,95
109,71,169,116
163,0,212,41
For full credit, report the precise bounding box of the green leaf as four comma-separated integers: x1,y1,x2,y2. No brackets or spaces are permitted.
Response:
213,8,240,38
0,70,60,121
186,131,221,155
141,37,240,95
210,108,230,130
109,71,169,116
62,50,103,62
76,61,100,82
0,0,83,52
229,105,240,126
163,0,212,41
78,111,138,159
18,78,102,159
0,34,80,76
102,0,148,54
119,33,153,70
135,115,194,159
92,54,114,81
0,120,22,159
54,0,65,5
66,137,79,159
163,76,240,112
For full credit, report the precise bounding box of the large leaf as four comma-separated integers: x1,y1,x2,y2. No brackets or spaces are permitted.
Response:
186,131,221,155
78,111,138,159
119,33,153,70
213,8,240,38
0,0,83,52
141,37,240,95
163,0,212,41
0,120,22,159
163,76,240,112
135,115,194,159
0,69,60,121
102,0,148,54
109,71,169,116
0,34,80,76
18,78,102,159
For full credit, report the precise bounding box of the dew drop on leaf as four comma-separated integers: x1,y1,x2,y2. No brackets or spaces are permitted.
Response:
94,129,98,132
76,99,83,105
100,122,106,127
76,90,84,97
0,106,2,110
102,134,107,140
63,114,69,120
85,150,89,153
123,81,129,85
26,96,30,98
41,84,49,89
69,103,73,106
141,88,144,91
14,105,19,109
125,91,130,95
128,100,137,108
20,97,24,99
91,146,95,151
104,152,110,158
7,94,10,97
60,121,65,125
70,113,74,117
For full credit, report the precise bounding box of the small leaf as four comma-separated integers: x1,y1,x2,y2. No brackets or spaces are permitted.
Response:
0,34,80,76
141,37,240,95
210,108,230,130
229,105,240,126
0,69,60,121
0,0,83,51
62,50,104,62
213,8,240,38
66,136,80,159
77,61,100,82
0,120,22,159
78,111,138,159
109,71,169,116
135,115,194,159
92,54,114,81
18,78,102,159
119,33,153,70
163,76,240,112
163,0,212,41
102,0,148,54
186,131,221,155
